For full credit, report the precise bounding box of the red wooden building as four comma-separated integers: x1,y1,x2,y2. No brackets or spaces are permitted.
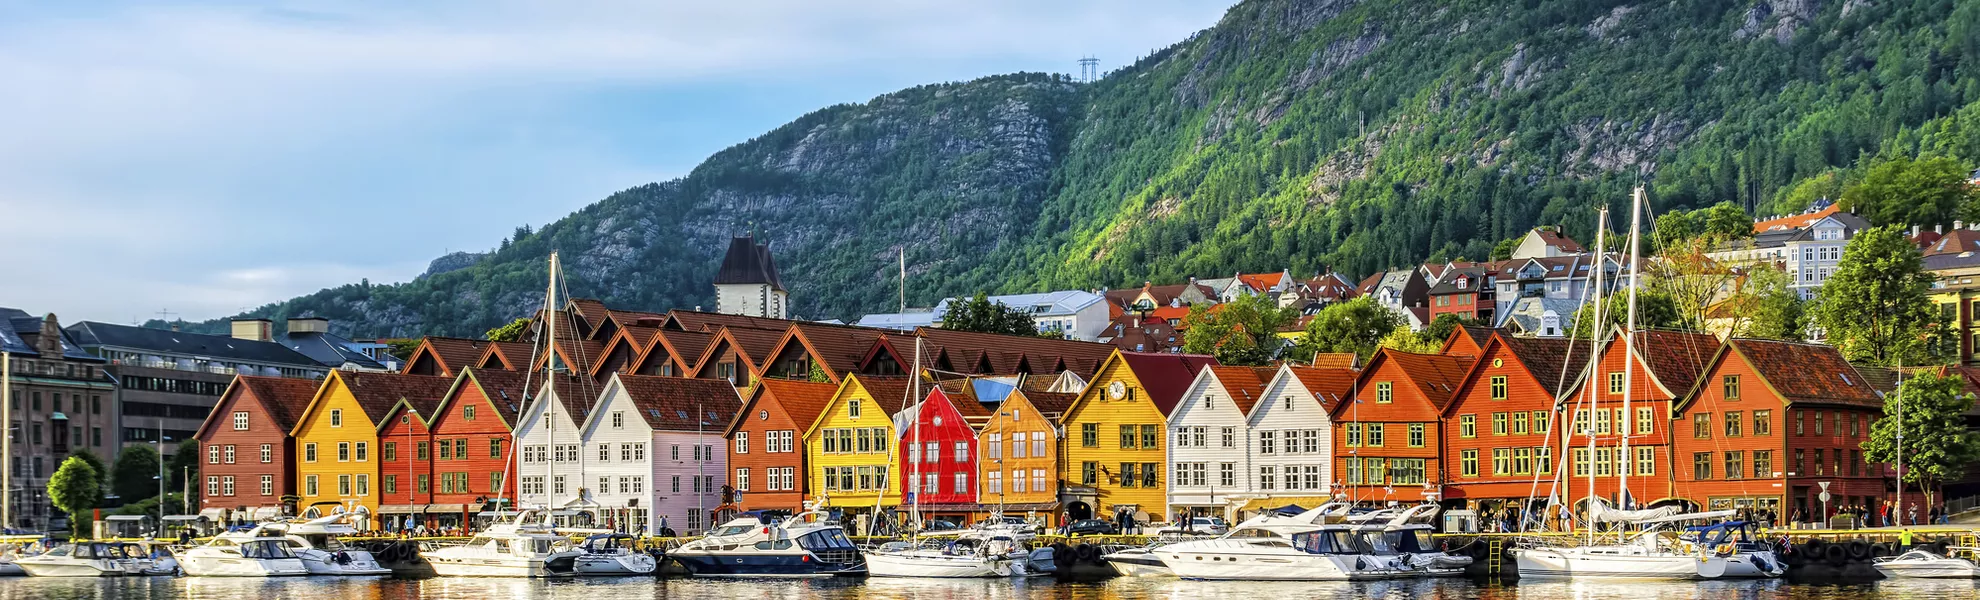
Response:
374,381,450,530
899,382,992,520
1672,339,1893,523
191,376,324,520
1560,329,1719,510
1333,348,1475,503
724,378,837,511
1439,334,1574,509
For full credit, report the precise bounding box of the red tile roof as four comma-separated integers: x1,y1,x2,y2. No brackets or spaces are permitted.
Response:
447,368,586,426
1308,353,1359,369
665,310,795,334
636,328,715,374
1011,389,1079,416
1533,228,1584,252
745,379,841,434
1630,329,1722,399
615,374,744,431
1206,366,1276,414
910,327,1117,378
1116,351,1219,415
850,376,918,416
1285,366,1357,410
1494,335,1578,396
227,375,323,436
1367,349,1476,410
1236,272,1285,293
770,322,894,381
476,341,535,370
403,336,490,376
1725,339,1883,408
1925,228,1980,256
336,371,458,424
1752,203,1839,233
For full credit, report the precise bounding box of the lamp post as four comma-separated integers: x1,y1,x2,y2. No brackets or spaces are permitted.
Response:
405,408,418,532
151,421,169,535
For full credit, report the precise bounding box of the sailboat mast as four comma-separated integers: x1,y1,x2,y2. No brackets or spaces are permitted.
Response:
1620,187,1644,512
544,251,560,511
1584,209,1608,545
910,336,923,530
1,350,10,530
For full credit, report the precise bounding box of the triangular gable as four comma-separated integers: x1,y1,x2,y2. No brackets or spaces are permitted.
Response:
801,376,868,440
1333,348,1472,419
424,367,526,431
589,328,650,378
192,375,326,443
576,375,638,437
288,370,354,437
374,394,441,434
401,336,487,377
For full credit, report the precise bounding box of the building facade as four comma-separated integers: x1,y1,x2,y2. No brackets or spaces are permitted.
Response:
1,310,117,532
726,379,836,512
190,376,322,523
1333,349,1473,503
1057,351,1215,525
1165,366,1274,518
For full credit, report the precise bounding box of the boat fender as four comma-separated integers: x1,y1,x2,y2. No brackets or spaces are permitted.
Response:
1823,543,1846,566
1355,557,1367,571
1803,539,1826,556
1869,542,1892,558
1846,540,1870,560
1752,555,1773,574
1075,543,1099,562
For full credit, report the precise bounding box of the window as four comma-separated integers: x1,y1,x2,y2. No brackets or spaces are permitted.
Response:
1512,412,1528,435
1490,376,1508,400
1492,448,1510,475
1143,462,1159,487
1260,466,1277,490
1376,382,1392,403
304,443,317,462
1366,424,1384,447
1594,447,1612,476
207,476,219,497
383,442,397,462
1119,463,1137,488
1725,411,1743,437
232,411,249,430
1302,429,1320,453
1461,449,1479,477
329,409,342,427
1459,415,1476,438
1636,447,1654,476
1813,449,1826,474
1344,423,1361,447
417,441,430,460
208,445,219,464
612,411,624,429
1032,433,1046,457
358,442,369,462
223,445,235,464
848,399,861,418
1492,412,1508,435
1080,462,1097,485
338,474,352,496
1573,409,1589,434
1537,446,1553,475
1754,450,1772,478
305,475,319,496
1724,451,1744,480
260,444,272,463
1572,448,1590,476
1694,452,1711,480
1220,462,1235,487
736,468,750,492
1260,431,1276,454
1794,410,1804,435
1815,411,1824,435
1119,424,1136,449
1635,407,1652,435
1080,423,1097,447
1142,424,1159,449
260,475,273,496
336,441,351,462
438,439,452,460
987,471,1002,494
1608,372,1624,395
1693,413,1711,439
1407,423,1425,447
1222,426,1235,448
954,441,968,462
598,444,612,462
1594,408,1610,434
464,405,476,421
1723,375,1740,400
385,475,398,495
988,433,1003,459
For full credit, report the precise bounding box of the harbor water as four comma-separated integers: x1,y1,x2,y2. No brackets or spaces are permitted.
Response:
0,575,1973,600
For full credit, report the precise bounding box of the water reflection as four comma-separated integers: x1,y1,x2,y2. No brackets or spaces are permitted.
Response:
0,576,1969,600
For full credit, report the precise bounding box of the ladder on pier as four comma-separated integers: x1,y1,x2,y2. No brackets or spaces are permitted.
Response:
1487,538,1504,574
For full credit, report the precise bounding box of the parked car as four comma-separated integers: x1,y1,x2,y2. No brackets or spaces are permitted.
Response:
918,519,961,533
1154,517,1228,536
1066,519,1118,535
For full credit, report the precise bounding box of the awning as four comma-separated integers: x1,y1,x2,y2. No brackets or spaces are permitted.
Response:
377,505,421,515
1236,496,1335,514
197,508,227,521
249,507,285,520
162,515,206,523
105,515,148,522
421,504,467,514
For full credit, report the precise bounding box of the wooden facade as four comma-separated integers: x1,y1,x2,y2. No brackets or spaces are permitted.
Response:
1333,349,1473,503
1058,351,1215,524
726,379,837,512
191,376,323,516
1440,334,1572,503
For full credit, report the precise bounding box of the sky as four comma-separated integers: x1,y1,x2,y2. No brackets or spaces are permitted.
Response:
0,0,1234,325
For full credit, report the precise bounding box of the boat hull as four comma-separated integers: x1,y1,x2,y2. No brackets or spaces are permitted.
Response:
423,552,577,578
1513,548,1700,579
1874,562,1980,579
573,553,658,576
864,551,1017,578
179,556,309,577
16,560,124,577
299,550,390,576
1157,547,1397,581
1102,551,1173,577
670,552,866,578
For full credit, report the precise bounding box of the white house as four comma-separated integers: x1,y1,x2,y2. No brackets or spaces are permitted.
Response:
1165,365,1276,519
576,374,742,535
1244,365,1357,505
513,378,595,513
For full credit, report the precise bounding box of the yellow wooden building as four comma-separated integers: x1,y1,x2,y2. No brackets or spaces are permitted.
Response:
977,388,1080,513
801,375,915,520
289,371,455,528
1057,351,1216,525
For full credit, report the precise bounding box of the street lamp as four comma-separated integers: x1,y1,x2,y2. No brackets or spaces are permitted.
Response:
151,422,170,536
404,408,418,532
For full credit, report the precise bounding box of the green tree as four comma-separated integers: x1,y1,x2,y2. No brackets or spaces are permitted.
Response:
1738,266,1806,342
1376,327,1440,354
1812,225,1941,365
110,446,162,506
1570,287,1687,338
167,444,201,501
1841,156,1979,228
1771,171,1845,217
939,293,1039,337
1652,211,1698,253
483,318,532,342
1490,237,1520,261
1699,202,1753,241
1861,370,1980,511
66,449,108,502
1421,314,1480,346
383,338,423,361
1180,294,1297,365
1290,297,1400,363
48,456,103,533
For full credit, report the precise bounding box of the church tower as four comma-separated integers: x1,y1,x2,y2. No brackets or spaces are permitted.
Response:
713,235,788,318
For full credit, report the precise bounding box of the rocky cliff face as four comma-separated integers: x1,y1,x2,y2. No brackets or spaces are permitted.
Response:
186,0,1980,338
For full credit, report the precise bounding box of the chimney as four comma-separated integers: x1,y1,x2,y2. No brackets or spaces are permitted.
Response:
287,317,330,335
170,323,180,332
1937,224,1945,235
230,318,273,342
1913,225,1921,236
1958,220,1965,231
36,313,61,355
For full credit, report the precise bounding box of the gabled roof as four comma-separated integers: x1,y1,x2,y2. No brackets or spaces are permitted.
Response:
400,336,490,376
724,378,840,436
765,322,894,382
1752,203,1840,233
1203,366,1276,415
280,329,386,370
1010,388,1079,416
533,338,605,376
1350,349,1475,412
1442,326,1497,355
1925,228,1980,256
430,368,569,427
193,375,322,442
1114,351,1219,415
609,374,743,432
1628,329,1722,399
293,371,456,435
1308,353,1360,369
590,326,658,377
687,326,786,379
1234,272,1287,293
664,310,794,334
1284,365,1357,411
631,328,716,375
849,376,917,417
1491,335,1578,397
908,327,1117,378
713,236,785,291
1682,339,1882,410
523,373,608,428
1533,228,1585,253
474,340,536,371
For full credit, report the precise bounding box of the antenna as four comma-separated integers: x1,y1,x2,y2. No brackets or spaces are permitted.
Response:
155,309,176,322
1078,56,1100,83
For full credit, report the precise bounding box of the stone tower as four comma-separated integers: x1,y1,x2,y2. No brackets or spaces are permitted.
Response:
713,235,787,319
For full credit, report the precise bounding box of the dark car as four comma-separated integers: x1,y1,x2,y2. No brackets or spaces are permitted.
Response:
1067,519,1118,535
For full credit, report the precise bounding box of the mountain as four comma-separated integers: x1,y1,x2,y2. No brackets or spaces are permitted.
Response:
175,0,1980,338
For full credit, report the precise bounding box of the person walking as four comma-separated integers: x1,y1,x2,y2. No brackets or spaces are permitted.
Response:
1908,504,1918,526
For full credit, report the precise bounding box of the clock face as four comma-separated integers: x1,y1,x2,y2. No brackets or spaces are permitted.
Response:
1108,381,1127,399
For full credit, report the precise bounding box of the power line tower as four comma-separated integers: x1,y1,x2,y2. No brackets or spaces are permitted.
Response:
1078,56,1099,83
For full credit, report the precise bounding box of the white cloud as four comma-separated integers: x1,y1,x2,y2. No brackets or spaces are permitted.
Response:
0,0,1234,324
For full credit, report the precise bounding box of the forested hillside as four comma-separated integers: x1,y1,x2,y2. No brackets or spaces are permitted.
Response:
175,0,1980,338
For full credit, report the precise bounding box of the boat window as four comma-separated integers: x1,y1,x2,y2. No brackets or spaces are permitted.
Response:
45,545,72,558
1358,531,1396,554
1292,531,1338,554
1385,530,1434,553
534,539,555,554
797,531,855,551
240,540,296,559
710,524,756,537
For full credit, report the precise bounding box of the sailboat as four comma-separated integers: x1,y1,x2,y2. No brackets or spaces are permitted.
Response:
863,337,1028,578
1511,188,1783,580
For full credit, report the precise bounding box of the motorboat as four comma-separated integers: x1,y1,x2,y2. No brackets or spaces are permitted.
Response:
1350,505,1471,576
570,532,657,576
114,542,178,576
1513,507,1781,579
1101,545,1171,577
1153,503,1412,581
268,516,391,576
420,510,581,577
179,527,310,577
1873,549,1980,579
864,534,1028,578
15,542,132,577
669,508,866,577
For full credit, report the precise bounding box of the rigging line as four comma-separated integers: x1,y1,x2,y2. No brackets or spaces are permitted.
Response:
1520,220,1603,538
1638,194,1753,507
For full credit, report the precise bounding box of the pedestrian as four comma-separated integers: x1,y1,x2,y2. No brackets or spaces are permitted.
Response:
1899,528,1914,553
1908,504,1918,526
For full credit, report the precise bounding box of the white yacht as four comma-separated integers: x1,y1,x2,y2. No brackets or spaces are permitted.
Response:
16,542,132,577
570,533,657,576
1513,507,1781,579
1873,549,1980,579
670,508,866,577
179,527,310,577
1350,505,1471,576
420,510,582,577
864,533,1028,578
1101,544,1172,577
1153,504,1411,581
269,516,390,576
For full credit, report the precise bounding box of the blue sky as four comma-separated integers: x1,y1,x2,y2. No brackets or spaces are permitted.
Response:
0,0,1234,324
